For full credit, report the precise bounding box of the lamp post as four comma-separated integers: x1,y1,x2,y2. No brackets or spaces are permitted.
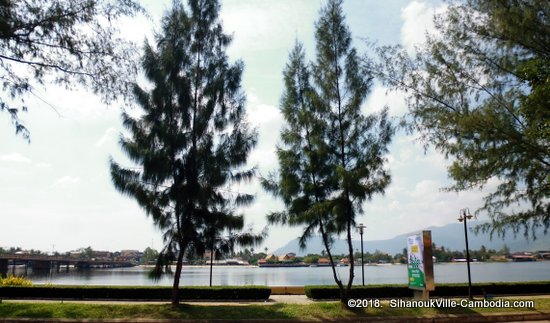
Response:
458,208,474,300
357,223,366,286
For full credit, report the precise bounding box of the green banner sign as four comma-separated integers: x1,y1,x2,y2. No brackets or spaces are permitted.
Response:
407,234,425,289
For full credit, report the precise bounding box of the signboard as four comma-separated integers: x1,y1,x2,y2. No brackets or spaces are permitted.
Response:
407,231,434,291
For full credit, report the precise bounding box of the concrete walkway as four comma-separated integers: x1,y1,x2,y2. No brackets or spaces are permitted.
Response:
3,294,550,305
1,295,315,306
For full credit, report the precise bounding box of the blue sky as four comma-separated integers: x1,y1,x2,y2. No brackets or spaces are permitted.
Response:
0,0,496,254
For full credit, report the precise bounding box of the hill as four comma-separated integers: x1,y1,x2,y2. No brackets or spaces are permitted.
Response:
272,222,550,256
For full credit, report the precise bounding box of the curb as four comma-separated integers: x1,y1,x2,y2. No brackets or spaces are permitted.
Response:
1,313,550,323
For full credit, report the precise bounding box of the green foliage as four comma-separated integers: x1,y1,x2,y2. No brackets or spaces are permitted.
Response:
0,275,32,286
431,243,509,262
305,281,550,299
110,0,258,304
0,285,271,300
0,0,143,140
302,255,320,264
376,0,550,238
81,246,93,259
263,0,393,302
354,250,394,264
141,247,159,265
244,252,267,265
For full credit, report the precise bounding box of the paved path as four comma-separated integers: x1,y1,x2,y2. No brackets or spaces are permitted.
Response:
3,294,550,305
1,295,315,306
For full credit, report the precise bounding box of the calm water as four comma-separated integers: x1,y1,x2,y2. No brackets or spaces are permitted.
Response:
13,261,550,286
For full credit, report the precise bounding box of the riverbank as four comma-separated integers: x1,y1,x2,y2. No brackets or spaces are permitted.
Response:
0,296,549,322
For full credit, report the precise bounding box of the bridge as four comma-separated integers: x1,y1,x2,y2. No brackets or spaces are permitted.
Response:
0,254,135,275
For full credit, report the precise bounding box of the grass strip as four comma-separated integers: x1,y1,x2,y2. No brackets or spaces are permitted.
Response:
0,298,549,320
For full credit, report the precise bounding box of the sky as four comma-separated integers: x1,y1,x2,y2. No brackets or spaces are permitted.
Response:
0,0,498,254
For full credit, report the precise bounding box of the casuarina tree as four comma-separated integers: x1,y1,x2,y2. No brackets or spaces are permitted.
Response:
264,0,393,304
110,0,258,305
0,0,143,140
262,41,341,291
375,0,550,238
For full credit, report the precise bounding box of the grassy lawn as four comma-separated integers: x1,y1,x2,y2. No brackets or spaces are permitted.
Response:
0,298,549,320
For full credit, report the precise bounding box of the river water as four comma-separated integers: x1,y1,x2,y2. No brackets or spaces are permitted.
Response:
14,261,550,286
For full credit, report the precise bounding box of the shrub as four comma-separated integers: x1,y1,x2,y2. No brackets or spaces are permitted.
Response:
432,282,550,297
0,285,271,300
0,275,32,287
305,281,550,299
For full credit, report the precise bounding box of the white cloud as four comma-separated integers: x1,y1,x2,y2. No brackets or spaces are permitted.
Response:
221,1,316,53
0,153,32,164
95,127,118,147
411,179,440,198
364,85,408,117
35,162,52,168
400,1,447,53
52,176,81,187
245,90,283,173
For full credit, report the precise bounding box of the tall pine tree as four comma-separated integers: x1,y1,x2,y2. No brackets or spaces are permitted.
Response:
110,0,258,305
315,0,393,302
265,0,393,303
262,41,341,288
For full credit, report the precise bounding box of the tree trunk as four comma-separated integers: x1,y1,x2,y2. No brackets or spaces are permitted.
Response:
344,216,355,304
319,221,344,293
343,194,355,304
209,238,214,287
171,247,185,306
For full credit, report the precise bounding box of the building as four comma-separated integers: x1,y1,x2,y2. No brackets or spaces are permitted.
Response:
511,252,537,262
278,252,296,262
318,257,331,266
120,250,142,262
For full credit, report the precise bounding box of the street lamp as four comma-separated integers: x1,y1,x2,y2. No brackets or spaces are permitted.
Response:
357,223,366,286
458,208,474,300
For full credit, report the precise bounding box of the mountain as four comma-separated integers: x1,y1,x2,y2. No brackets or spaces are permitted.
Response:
272,222,550,256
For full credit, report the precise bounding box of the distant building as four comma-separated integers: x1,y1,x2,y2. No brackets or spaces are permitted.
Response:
120,249,140,257
536,251,550,260
511,252,537,262
92,251,111,259
69,250,82,258
120,250,142,262
264,254,278,261
278,253,296,262
318,257,330,266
